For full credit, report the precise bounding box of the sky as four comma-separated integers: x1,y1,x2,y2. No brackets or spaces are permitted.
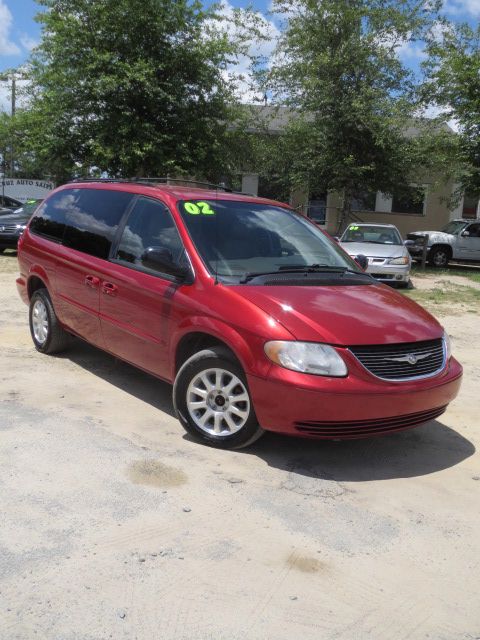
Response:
0,0,479,112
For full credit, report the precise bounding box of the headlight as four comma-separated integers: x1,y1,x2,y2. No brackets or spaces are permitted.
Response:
264,341,348,376
388,256,409,265
15,224,26,230
443,331,451,360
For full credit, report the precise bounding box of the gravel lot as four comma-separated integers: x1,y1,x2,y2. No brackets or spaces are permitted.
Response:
1,252,479,640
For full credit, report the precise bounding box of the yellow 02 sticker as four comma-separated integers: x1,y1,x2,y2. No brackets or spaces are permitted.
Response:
184,201,216,215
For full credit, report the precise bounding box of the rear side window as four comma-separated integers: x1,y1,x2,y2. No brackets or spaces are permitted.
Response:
30,190,71,241
63,189,134,259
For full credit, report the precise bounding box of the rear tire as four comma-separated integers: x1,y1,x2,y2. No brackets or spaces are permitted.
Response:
29,288,71,354
173,347,264,449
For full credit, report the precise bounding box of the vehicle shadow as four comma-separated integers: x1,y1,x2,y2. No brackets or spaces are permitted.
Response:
244,422,475,481
60,340,176,418
59,340,474,482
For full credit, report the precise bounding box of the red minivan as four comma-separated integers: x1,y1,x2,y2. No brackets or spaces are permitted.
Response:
16,180,462,448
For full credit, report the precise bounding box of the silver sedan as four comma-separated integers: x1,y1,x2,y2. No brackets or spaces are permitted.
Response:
339,223,411,287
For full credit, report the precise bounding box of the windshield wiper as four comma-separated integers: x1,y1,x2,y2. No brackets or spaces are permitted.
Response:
240,264,361,283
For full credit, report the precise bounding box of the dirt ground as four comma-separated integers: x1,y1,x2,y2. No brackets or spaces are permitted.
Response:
0,252,479,640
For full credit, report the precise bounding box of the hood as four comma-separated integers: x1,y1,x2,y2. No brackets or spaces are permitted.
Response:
408,231,454,245
231,283,442,345
339,241,405,259
0,211,30,224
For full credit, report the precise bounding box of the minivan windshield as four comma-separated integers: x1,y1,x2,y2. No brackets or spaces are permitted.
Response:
178,200,362,282
442,221,468,235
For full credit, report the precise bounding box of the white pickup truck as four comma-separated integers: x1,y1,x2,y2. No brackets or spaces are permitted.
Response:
406,219,480,267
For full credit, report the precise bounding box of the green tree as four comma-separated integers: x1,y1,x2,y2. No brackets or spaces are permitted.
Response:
25,0,251,182
261,0,444,229
423,23,480,198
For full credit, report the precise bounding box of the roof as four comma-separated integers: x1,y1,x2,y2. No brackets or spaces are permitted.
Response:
61,180,291,208
347,222,398,228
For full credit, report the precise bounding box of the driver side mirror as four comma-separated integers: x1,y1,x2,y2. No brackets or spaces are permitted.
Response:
354,254,369,271
461,230,470,237
140,247,190,281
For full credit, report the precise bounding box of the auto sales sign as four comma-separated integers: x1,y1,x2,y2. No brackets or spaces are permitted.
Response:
1,178,55,203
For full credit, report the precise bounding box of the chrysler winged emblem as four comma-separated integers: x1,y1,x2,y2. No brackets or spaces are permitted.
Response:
384,352,431,365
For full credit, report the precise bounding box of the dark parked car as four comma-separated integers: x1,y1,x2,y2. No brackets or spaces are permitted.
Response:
0,195,23,210
0,199,43,252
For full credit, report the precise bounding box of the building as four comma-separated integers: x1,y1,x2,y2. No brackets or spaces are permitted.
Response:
239,106,479,237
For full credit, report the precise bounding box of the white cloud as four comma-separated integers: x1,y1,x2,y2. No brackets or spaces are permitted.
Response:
444,0,480,16
20,34,38,52
396,39,427,61
422,103,460,132
213,1,281,103
0,0,20,56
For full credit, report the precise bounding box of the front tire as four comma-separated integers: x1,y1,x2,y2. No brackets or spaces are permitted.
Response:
429,246,449,268
29,289,71,354
173,347,264,449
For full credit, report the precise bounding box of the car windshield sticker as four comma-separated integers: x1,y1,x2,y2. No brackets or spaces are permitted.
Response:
184,201,215,215
349,225,359,231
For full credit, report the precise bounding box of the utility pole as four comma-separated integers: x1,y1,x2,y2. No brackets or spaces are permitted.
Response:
0,69,24,178
10,76,15,177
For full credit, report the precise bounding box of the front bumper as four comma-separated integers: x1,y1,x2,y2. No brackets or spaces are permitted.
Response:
248,355,462,439
0,232,22,249
366,261,410,283
408,245,431,258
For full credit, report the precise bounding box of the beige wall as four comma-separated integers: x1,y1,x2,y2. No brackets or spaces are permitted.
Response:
294,180,456,238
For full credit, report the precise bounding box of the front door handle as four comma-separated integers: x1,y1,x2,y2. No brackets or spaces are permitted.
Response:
102,282,118,296
85,275,100,288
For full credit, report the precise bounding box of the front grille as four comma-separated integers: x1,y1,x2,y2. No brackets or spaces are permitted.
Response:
294,405,447,439
371,273,394,279
0,225,18,234
350,338,445,380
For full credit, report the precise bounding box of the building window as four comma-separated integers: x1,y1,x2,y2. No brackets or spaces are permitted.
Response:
391,186,426,215
462,192,479,220
306,191,327,225
351,190,376,212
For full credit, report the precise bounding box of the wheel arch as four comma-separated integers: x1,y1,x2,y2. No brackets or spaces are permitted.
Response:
27,270,49,300
171,320,271,381
431,243,453,258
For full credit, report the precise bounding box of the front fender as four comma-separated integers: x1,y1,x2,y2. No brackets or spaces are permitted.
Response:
169,316,280,381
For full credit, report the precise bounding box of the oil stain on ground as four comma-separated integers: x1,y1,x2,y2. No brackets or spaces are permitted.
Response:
128,459,187,488
287,553,325,574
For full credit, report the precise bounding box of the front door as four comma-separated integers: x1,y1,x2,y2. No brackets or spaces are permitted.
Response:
456,222,480,260
99,197,187,380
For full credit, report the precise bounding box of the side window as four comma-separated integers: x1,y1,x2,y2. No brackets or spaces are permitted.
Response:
466,223,480,238
29,190,73,241
63,189,134,259
115,198,184,272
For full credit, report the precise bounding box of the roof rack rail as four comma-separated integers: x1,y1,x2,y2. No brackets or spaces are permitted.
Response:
68,177,234,192
131,177,233,192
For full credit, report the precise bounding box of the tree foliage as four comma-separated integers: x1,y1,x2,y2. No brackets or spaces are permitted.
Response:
260,0,443,224
423,23,480,196
25,0,251,181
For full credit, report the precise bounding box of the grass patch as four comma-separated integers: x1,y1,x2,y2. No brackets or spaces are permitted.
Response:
401,283,480,315
411,264,480,284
